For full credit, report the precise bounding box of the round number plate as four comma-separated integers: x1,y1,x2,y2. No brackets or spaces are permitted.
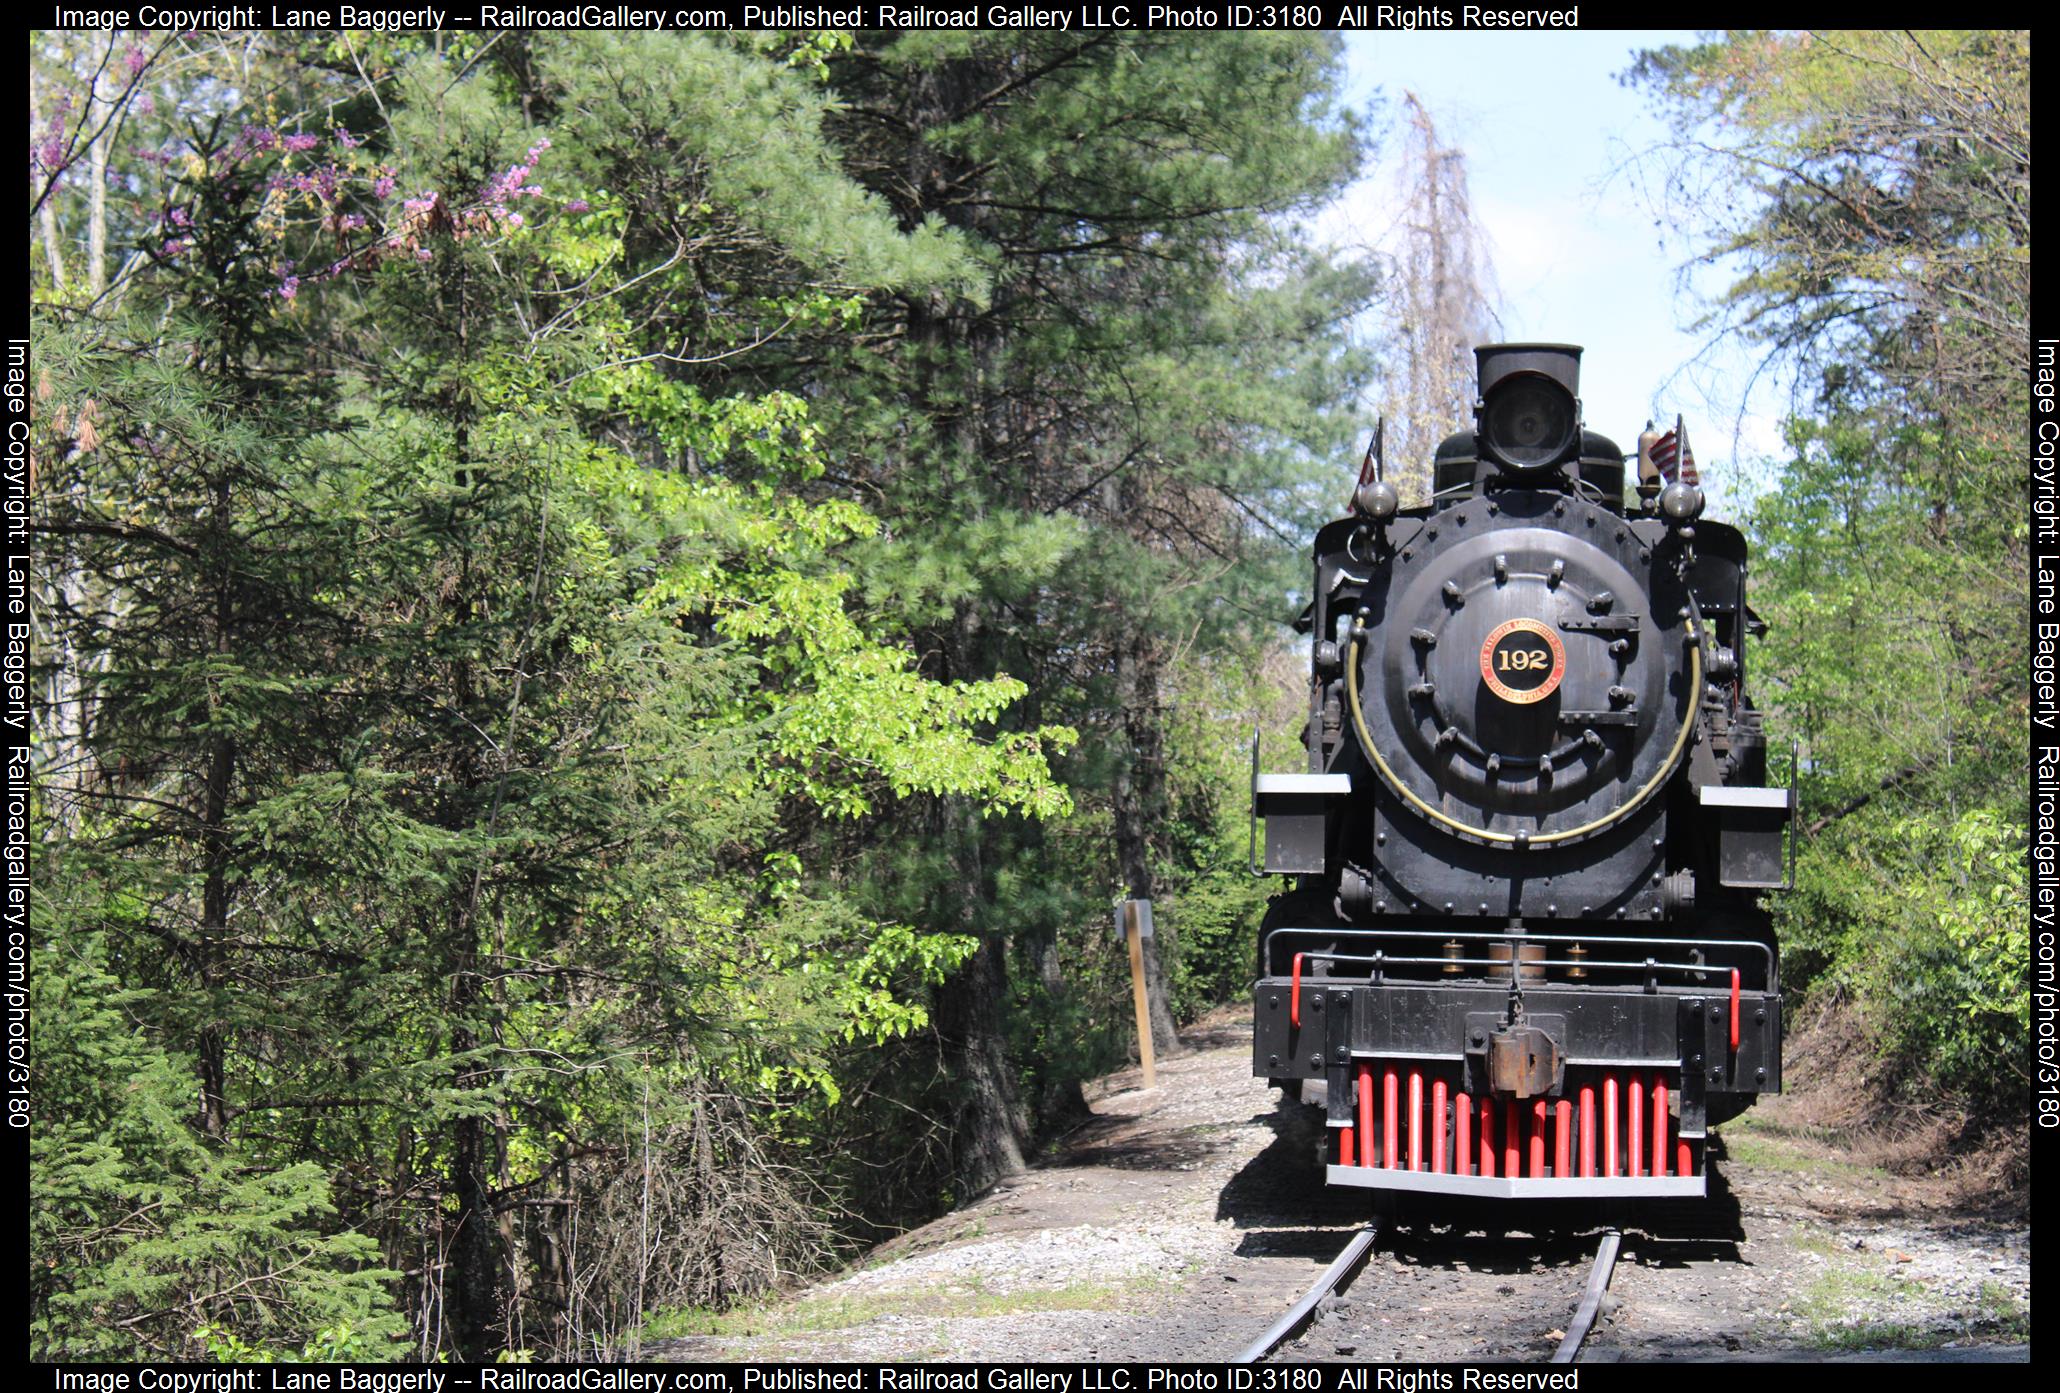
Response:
1479,618,1567,704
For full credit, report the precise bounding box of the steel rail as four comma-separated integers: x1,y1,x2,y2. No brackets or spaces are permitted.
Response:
1551,1228,1622,1363
1233,1220,1383,1364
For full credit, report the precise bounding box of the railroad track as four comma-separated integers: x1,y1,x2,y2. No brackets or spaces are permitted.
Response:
1237,1220,1622,1364
1550,1229,1622,1363
1233,1220,1384,1363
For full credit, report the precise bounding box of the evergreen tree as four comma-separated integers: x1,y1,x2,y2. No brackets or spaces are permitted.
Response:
791,31,1377,1190
31,29,1070,1357
1629,31,2029,1119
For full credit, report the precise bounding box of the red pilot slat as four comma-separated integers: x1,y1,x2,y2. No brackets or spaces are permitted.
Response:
1356,1063,1373,1169
1652,1078,1670,1178
1603,1075,1619,1178
1502,1098,1520,1180
1432,1079,1449,1174
1579,1086,1596,1178
1479,1095,1495,1178
1529,1100,1547,1178
1290,953,1305,1029
1339,1126,1354,1167
1677,1140,1692,1177
1628,1071,1644,1178
1455,1092,1472,1177
1555,1100,1572,1179
1383,1067,1400,1169
1408,1071,1424,1172
1730,968,1741,1051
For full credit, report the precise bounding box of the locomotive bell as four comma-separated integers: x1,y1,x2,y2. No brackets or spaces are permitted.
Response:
1475,344,1583,476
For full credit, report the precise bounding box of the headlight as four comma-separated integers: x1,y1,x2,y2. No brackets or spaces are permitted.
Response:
1480,374,1579,475
1473,344,1584,478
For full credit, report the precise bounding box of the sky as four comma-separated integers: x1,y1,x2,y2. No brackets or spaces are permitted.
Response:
1318,30,1794,518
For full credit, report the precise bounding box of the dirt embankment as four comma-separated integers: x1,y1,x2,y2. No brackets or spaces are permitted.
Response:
646,1008,2029,1363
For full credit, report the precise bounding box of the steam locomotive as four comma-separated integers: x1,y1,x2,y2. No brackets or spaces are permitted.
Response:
1250,344,1789,1197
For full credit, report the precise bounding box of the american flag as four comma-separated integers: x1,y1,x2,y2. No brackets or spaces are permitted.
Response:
1349,417,1385,508
1650,414,1700,486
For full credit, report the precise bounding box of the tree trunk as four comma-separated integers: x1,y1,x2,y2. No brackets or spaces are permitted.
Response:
195,476,237,1141
445,899,510,1359
1017,873,1091,1127
1111,633,1180,1058
195,732,234,1141
937,929,1030,1196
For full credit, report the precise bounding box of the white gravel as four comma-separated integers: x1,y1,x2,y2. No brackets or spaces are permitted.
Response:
825,1223,1239,1296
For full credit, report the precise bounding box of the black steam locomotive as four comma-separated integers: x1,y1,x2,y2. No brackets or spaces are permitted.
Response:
1251,344,1790,1197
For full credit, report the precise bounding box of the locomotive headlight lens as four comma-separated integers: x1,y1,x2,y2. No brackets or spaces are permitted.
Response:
1481,375,1578,474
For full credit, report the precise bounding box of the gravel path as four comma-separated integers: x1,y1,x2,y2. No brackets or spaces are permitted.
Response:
648,1011,2029,1364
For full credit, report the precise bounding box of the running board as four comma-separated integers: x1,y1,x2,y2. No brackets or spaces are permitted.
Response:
1325,1167,1704,1198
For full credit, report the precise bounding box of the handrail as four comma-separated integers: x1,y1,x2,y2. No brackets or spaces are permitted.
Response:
1262,923,1778,993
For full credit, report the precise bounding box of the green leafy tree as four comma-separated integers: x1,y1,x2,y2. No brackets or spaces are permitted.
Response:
1631,31,2029,1121
31,29,1070,1359
773,31,1377,1193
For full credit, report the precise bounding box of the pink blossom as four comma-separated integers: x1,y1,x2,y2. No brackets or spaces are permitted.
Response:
333,127,360,149
124,44,149,76
283,132,320,153
161,238,187,257
564,199,590,213
277,274,299,299
37,106,67,173
372,174,396,199
414,247,433,261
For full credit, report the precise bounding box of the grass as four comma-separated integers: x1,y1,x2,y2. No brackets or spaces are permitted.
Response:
646,1277,1142,1341
1717,1113,1891,1181
1789,1267,2029,1352
1976,1281,2031,1339
1786,1226,1845,1259
1794,1266,1918,1321
1796,1269,1938,1350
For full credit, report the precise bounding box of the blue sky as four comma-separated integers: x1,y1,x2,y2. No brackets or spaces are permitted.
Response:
1318,30,1792,517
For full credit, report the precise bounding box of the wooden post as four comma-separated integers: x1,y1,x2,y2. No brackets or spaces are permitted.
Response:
1123,899,1156,1088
